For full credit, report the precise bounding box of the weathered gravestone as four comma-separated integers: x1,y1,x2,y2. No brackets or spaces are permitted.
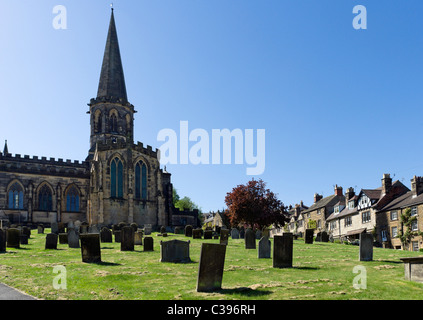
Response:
51,222,59,234
258,237,271,259
80,233,101,263
192,229,202,239
160,240,191,263
160,226,166,234
185,225,193,237
204,230,213,240
68,229,80,248
273,233,293,268
0,229,6,252
245,228,256,249
89,225,100,234
20,234,28,245
121,226,135,251
114,230,122,243
22,226,31,239
196,243,227,292
100,227,113,243
174,226,181,234
321,231,329,242
130,223,138,232
231,228,240,239
143,236,154,251
315,232,322,242
37,225,44,234
7,228,20,248
220,229,229,245
359,233,373,261
239,228,245,239
305,229,314,244
262,228,270,239
255,230,262,240
144,225,152,236
80,223,89,234
59,233,68,244
400,257,423,283
45,233,58,250
134,231,143,245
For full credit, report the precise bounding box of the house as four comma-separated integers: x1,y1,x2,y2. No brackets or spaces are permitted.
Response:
286,201,308,236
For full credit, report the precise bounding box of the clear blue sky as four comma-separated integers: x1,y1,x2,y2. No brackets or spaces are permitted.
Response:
1,1,423,212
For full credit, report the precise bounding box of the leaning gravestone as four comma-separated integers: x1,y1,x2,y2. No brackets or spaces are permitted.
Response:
121,226,135,251
0,229,6,252
220,229,229,245
100,227,113,243
197,243,227,292
185,225,193,237
258,237,271,259
273,233,293,268
143,236,154,251
7,228,20,249
245,228,256,249
80,234,101,263
160,240,191,263
45,233,58,250
305,229,314,244
359,233,373,261
231,228,240,239
68,229,80,248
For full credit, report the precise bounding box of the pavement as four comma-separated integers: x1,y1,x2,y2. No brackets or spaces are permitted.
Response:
0,283,36,300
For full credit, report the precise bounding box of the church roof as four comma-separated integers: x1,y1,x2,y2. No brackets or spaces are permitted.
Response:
97,9,128,103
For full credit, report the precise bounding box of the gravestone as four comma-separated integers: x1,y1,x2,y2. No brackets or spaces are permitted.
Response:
143,236,154,251
359,233,373,261
321,231,329,242
245,228,256,249
89,225,100,234
185,225,193,237
160,226,166,234
67,221,75,230
7,228,20,249
37,225,44,234
255,230,262,240
196,243,227,292
45,233,58,250
121,226,135,251
204,230,213,240
273,233,293,268
20,234,28,245
305,229,314,244
262,228,270,239
0,229,6,252
239,228,245,239
134,231,143,245
220,229,229,245
231,228,240,239
130,223,138,232
192,229,202,239
22,226,31,239
258,237,271,259
315,232,322,242
51,222,59,234
100,227,113,243
114,230,122,243
160,240,191,263
68,229,80,248
144,225,152,236
80,233,101,263
80,223,89,234
174,226,181,234
59,233,68,244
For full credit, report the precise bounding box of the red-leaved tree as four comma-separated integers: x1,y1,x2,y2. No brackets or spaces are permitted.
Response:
224,178,288,230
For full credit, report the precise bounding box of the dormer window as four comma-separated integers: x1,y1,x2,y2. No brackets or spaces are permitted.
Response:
348,200,354,209
334,206,340,214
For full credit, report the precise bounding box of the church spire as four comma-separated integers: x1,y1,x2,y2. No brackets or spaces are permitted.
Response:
3,140,8,155
97,9,128,102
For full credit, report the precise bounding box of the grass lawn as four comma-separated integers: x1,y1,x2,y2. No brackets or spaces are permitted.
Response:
1,229,423,300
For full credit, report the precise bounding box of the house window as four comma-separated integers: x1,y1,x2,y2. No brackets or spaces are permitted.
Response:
390,211,398,221
38,184,53,211
391,226,398,238
66,186,80,212
317,220,321,229
110,157,123,198
8,182,24,210
348,200,354,209
334,206,339,214
298,220,303,227
330,221,337,230
344,216,352,227
381,230,388,242
362,211,371,223
411,207,418,216
412,241,419,252
411,220,418,231
135,161,147,200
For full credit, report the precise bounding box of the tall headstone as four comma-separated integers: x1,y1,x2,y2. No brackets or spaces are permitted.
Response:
100,227,113,243
231,228,240,239
359,233,373,261
258,237,271,259
45,233,58,250
7,228,20,249
143,236,154,251
121,226,135,251
273,233,293,268
185,225,193,237
305,229,314,244
245,228,256,249
68,229,80,248
80,234,101,263
197,243,227,292
220,229,229,245
160,240,191,263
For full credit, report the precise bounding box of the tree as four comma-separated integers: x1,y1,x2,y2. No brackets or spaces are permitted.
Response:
172,188,180,207
224,178,288,230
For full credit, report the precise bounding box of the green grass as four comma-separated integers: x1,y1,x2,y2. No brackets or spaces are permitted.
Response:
1,230,423,300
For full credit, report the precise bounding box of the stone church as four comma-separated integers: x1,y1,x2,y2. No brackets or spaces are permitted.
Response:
0,10,198,228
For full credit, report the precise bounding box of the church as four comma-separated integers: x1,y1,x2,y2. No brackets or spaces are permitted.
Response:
0,10,199,229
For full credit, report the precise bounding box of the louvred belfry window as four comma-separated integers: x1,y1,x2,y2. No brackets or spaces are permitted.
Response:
111,157,123,198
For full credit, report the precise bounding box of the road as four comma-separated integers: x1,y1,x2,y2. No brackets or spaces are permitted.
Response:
0,283,36,300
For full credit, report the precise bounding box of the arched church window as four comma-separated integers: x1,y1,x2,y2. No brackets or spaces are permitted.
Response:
135,161,147,200
111,157,123,198
8,182,24,209
95,110,102,133
66,186,80,212
38,184,53,211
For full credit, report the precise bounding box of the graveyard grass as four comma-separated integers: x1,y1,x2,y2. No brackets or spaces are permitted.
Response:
1,230,423,300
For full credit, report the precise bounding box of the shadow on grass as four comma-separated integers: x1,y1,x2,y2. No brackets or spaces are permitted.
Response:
292,266,320,270
218,287,272,297
375,259,403,264
85,261,122,266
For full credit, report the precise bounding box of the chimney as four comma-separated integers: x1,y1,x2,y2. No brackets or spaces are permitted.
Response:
314,193,323,203
411,176,423,197
345,187,355,203
382,174,392,195
334,185,343,197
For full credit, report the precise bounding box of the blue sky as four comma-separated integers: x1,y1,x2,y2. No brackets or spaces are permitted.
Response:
1,1,423,212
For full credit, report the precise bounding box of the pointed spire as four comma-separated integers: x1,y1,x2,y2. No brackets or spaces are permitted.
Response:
97,9,128,102
3,140,8,155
